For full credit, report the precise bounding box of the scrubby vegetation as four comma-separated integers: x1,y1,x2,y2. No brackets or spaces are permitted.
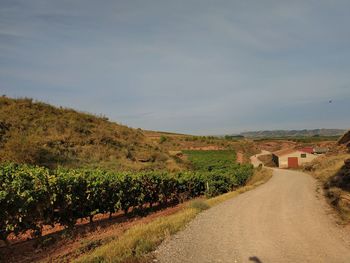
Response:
0,96,172,171
303,154,350,221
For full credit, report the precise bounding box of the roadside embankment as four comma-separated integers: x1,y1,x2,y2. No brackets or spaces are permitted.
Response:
303,153,350,222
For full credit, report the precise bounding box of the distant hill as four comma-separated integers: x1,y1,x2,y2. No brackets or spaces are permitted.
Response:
0,96,175,171
240,129,347,138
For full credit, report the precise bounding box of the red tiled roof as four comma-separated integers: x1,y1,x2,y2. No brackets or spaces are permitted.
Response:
299,147,314,154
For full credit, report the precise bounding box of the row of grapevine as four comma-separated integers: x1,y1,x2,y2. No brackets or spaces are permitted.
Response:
0,163,253,242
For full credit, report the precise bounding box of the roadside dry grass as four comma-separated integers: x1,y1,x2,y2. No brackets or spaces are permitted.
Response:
75,208,198,263
74,168,272,263
305,154,350,182
304,154,350,222
246,167,273,186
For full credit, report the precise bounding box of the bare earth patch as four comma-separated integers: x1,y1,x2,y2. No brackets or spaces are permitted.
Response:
0,203,186,263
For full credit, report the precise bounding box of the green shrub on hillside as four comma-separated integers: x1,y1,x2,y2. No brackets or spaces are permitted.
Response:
159,136,167,144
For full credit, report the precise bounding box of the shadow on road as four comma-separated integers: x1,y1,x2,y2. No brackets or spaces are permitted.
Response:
249,256,262,263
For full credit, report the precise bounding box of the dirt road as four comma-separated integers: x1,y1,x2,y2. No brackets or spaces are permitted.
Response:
156,168,350,263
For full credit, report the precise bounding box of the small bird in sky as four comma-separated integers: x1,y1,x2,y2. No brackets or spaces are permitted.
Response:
329,100,332,103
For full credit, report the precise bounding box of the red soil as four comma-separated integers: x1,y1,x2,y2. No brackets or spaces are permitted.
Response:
0,202,187,263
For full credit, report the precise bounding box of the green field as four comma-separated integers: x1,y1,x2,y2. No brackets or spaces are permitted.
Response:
184,150,253,195
184,150,237,172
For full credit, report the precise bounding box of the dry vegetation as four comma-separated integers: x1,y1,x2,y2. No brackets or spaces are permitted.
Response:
301,130,350,221
144,130,259,163
0,96,259,172
0,96,182,171
303,153,350,222
257,154,277,167
246,167,273,186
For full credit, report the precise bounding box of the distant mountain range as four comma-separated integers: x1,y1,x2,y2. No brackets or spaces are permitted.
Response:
239,129,347,138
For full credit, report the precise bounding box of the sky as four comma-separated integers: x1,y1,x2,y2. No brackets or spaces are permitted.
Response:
1,0,349,135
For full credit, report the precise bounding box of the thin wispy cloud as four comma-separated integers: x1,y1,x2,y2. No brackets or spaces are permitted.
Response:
1,0,349,134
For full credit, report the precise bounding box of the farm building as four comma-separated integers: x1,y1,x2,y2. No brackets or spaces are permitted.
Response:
272,148,318,168
299,146,314,154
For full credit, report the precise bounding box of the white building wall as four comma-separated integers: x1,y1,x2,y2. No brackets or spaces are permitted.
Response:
277,151,317,168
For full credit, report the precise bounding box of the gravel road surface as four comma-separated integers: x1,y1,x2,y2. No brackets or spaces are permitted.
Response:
156,168,350,263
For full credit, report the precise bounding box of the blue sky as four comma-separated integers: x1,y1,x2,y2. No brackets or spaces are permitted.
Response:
1,0,349,135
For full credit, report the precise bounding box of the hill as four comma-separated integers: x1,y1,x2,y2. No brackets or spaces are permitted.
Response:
143,130,259,162
338,130,350,151
240,129,346,138
0,96,174,171
0,96,260,171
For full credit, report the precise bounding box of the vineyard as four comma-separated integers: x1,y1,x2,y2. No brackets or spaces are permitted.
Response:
0,155,253,243
185,150,237,172
184,150,252,196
